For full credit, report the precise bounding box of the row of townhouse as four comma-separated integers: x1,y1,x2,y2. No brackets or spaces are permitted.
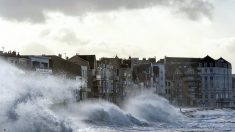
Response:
94,56,132,105
0,51,133,105
1,50,234,107
130,55,234,108
132,58,165,94
66,55,133,105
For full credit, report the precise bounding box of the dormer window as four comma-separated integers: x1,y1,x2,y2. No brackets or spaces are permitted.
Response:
219,63,222,67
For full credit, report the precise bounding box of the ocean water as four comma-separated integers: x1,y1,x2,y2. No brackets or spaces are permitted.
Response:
1,59,235,132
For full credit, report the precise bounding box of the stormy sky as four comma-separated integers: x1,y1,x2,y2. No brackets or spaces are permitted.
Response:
0,0,235,72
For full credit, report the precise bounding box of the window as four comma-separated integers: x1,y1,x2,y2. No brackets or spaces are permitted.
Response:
219,63,222,67
82,70,86,77
210,63,213,67
211,94,214,99
204,63,207,67
210,76,213,81
205,69,207,73
116,69,119,76
210,68,213,73
226,94,228,98
205,76,208,81
210,82,213,88
199,69,202,73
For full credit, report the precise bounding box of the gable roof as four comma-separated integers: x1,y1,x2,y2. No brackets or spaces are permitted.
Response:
200,55,215,62
76,55,96,69
217,57,230,64
46,55,82,76
69,55,90,68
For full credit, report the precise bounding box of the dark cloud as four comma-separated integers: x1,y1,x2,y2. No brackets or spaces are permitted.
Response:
0,0,213,22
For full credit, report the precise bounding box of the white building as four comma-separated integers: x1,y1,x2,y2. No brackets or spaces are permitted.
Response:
160,56,233,108
198,56,232,107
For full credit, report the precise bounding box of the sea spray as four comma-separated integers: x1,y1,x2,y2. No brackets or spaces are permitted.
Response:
52,100,148,129
124,91,183,123
0,59,186,132
52,92,184,129
0,60,79,131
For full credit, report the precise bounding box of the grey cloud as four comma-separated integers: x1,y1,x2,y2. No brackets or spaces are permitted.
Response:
39,29,89,45
55,29,90,45
77,42,147,58
21,43,54,55
226,40,235,53
0,0,213,22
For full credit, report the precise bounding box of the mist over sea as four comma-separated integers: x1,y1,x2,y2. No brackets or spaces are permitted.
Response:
1,59,235,132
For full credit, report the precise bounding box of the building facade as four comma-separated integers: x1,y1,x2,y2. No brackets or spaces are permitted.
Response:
152,63,166,95
159,55,233,108
173,65,202,107
198,56,232,107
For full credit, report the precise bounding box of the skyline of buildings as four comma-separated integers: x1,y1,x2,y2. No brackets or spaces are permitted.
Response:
0,49,234,108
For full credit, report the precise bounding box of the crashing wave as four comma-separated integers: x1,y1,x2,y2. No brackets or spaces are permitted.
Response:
0,60,78,131
0,59,184,132
124,92,183,123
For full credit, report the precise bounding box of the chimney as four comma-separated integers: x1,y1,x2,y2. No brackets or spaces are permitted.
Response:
58,53,62,58
12,51,16,56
